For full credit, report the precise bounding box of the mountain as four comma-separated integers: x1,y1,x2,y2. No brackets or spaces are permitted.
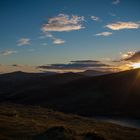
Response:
78,70,110,76
0,71,86,102
46,68,140,117
0,71,58,81
1,68,140,118
43,68,140,117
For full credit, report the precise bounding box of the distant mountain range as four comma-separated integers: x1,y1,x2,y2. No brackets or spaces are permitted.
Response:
1,68,140,118
78,70,109,76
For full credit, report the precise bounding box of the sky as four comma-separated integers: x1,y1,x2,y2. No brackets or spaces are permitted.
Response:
0,0,140,73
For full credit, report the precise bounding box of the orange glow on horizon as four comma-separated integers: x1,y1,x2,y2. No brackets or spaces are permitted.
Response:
131,62,140,69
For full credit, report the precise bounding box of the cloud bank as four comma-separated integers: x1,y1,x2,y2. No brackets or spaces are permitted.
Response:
38,60,110,71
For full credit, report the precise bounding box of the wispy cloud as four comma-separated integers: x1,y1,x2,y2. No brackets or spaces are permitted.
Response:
17,38,31,46
91,16,100,21
112,0,120,5
42,14,85,32
53,38,65,45
95,32,112,36
43,33,65,45
0,50,17,56
105,21,140,30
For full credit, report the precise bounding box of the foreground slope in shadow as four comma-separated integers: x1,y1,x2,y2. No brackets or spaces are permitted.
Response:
0,103,140,140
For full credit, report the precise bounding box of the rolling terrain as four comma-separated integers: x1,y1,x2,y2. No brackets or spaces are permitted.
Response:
1,69,140,118
1,69,140,139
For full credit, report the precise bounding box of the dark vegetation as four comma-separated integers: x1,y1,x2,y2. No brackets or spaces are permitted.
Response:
0,103,140,140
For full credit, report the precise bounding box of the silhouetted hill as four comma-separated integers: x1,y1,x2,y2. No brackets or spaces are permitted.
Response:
47,68,140,117
78,70,109,76
43,68,140,117
0,71,86,102
0,71,84,82
0,71,57,81
1,69,140,118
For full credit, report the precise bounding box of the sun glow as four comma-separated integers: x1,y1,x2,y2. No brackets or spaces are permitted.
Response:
131,62,140,69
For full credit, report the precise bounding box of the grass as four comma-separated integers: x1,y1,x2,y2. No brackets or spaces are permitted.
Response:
0,103,140,140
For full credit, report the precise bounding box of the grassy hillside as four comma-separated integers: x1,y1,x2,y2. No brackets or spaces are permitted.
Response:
0,103,140,140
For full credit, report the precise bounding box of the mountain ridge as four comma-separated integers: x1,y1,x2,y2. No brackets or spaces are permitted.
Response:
1,68,140,118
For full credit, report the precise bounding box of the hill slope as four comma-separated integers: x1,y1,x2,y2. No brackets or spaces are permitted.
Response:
1,69,140,118
0,103,140,140
0,72,85,102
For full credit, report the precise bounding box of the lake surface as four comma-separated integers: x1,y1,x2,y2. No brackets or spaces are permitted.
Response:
94,116,140,129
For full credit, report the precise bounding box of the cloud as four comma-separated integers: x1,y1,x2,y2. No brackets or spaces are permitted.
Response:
0,50,17,56
111,51,140,71
71,60,100,63
38,60,109,70
122,51,140,62
120,51,135,60
105,21,140,30
113,51,140,63
95,32,112,36
43,33,66,45
41,14,84,44
112,0,120,5
91,16,100,21
39,33,53,39
17,38,31,46
46,33,54,38
53,38,65,45
12,64,25,67
42,14,85,32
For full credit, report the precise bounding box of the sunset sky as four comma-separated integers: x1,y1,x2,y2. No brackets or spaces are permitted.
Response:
0,0,140,73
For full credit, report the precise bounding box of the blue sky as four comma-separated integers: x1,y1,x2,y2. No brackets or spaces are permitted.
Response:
0,0,140,72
